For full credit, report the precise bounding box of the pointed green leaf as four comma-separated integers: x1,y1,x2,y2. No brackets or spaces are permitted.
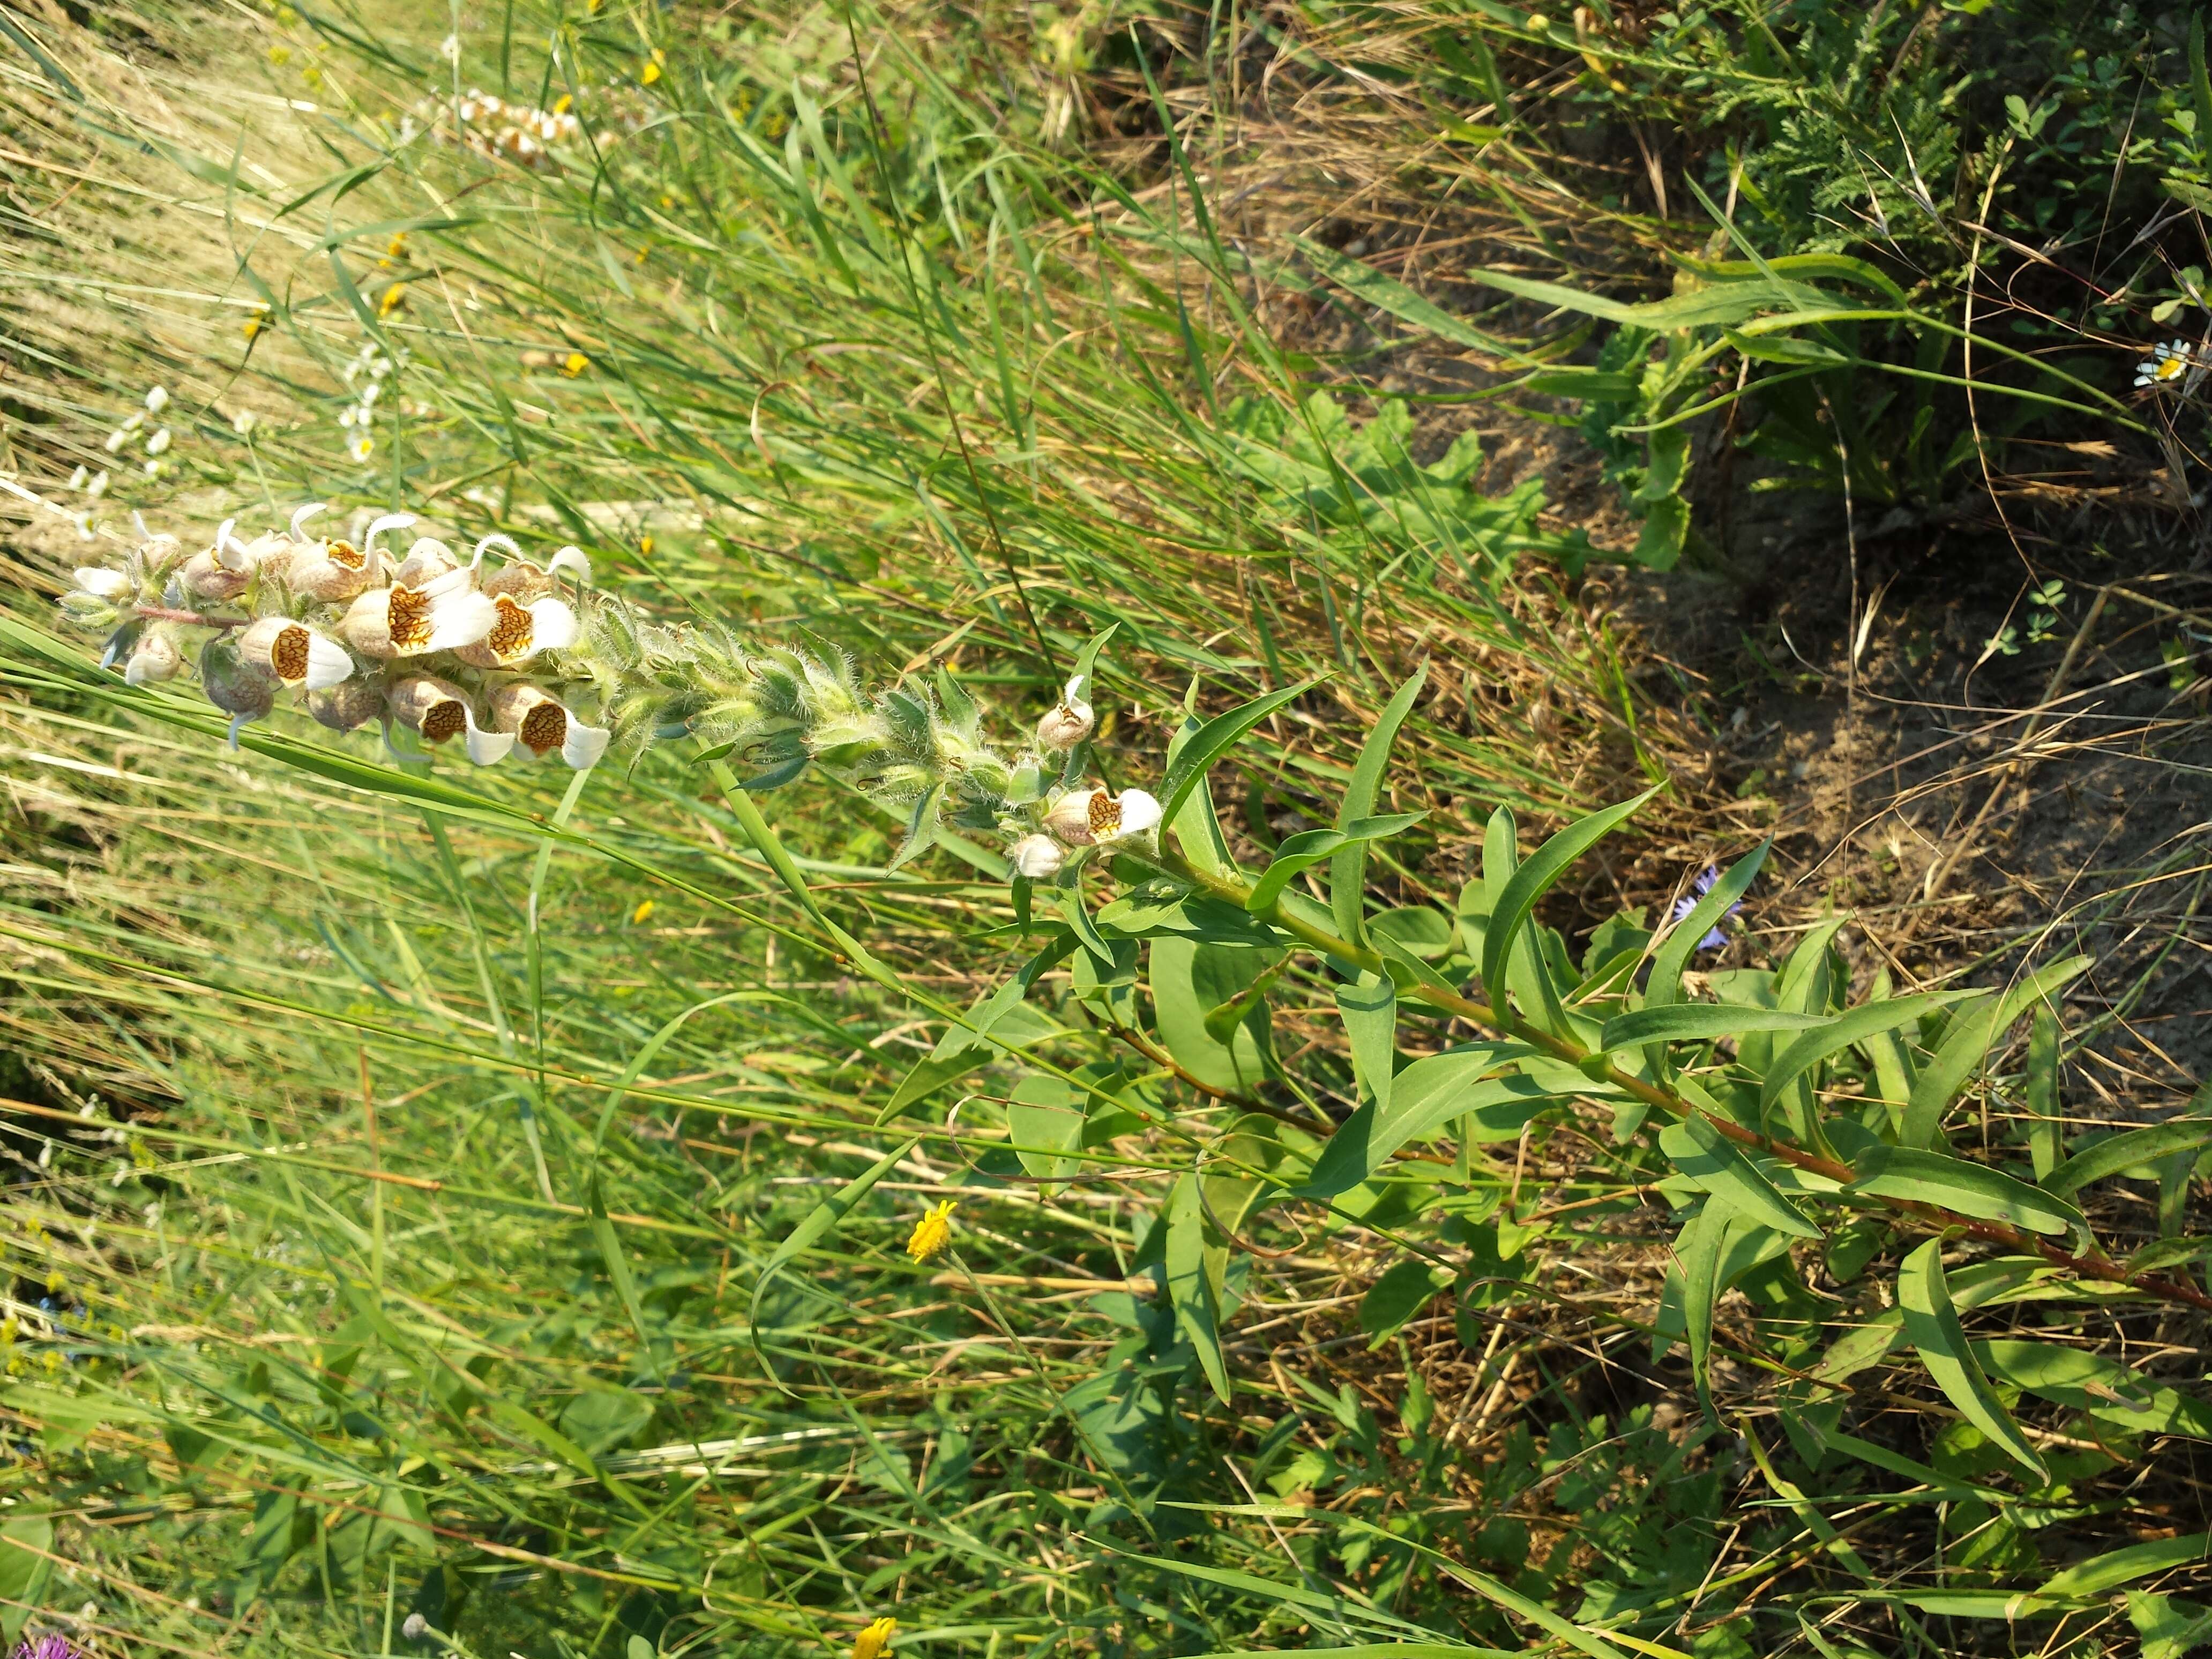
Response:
1758,992,1978,1114
1659,1114,1822,1239
1601,1004,1827,1051
1852,1145,2090,1251
1299,1045,1540,1198
1332,668,1426,946
2044,1120,2212,1199
1157,681,1315,828
1164,1173,1232,1402
1897,1239,2048,1481
1903,956,2090,1147
2025,1002,2061,1180
1246,814,1423,914
1481,790,1656,1026
1336,972,1397,1116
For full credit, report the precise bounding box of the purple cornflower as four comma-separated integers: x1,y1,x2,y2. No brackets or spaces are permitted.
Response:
1670,865,1741,953
18,1635,80,1659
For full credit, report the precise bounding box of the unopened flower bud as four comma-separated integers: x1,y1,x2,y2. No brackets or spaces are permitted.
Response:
1035,675,1096,752
57,590,117,630
200,639,275,746
124,629,183,686
1008,834,1064,881
308,678,386,733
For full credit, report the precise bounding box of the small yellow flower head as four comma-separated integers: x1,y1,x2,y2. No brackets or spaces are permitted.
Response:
853,1616,896,1659
553,93,574,114
905,1200,956,1264
632,899,655,924
243,315,266,341
379,282,407,318
44,1269,63,1294
386,232,408,258
639,534,655,556
642,50,664,86
562,352,590,377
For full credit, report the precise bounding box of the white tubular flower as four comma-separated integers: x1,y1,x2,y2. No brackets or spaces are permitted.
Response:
145,427,173,456
490,682,610,769
287,505,402,603
307,679,385,733
124,628,183,686
1035,674,1096,752
386,675,475,746
237,615,354,691
1043,786,1162,847
482,541,592,600
454,592,579,668
144,385,170,414
72,567,130,601
178,519,253,602
339,566,497,659
1009,834,1064,881
103,429,128,454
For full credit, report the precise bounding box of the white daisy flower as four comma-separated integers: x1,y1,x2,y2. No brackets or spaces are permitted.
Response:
2135,338,2194,388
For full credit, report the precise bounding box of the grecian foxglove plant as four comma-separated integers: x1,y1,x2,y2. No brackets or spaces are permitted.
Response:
54,507,2212,1509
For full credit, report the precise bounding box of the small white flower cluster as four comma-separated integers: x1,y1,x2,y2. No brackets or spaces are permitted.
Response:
339,345,401,465
63,386,178,535
58,505,607,768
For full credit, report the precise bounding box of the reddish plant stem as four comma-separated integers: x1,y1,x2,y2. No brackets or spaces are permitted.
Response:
1152,839,2212,1316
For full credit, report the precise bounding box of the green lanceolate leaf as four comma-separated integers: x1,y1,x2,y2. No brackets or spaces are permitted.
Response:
1851,1144,2090,1252
1897,1239,2049,1481
1336,972,1398,1116
1481,790,1656,1028
1677,1197,1745,1424
2040,1531,2212,1599
1332,667,1427,947
1157,680,1314,829
2024,1001,2061,1180
1301,1045,1541,1198
2044,1120,2212,1199
1246,814,1424,915
1902,955,2090,1148
1154,937,1277,1093
1163,1172,1231,1402
1600,1004,1826,1051
1659,1114,1822,1239
1757,992,1978,1115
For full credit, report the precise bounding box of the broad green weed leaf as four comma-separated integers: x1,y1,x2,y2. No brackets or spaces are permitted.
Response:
2025,1002,2061,1180
1361,1259,1454,1347
1481,790,1655,1027
1659,1114,1822,1239
2040,1532,2212,1598
1332,667,1426,945
1757,992,1977,1115
1851,1145,2090,1251
1903,956,2090,1147
1157,680,1314,828
1301,1045,1538,1197
1153,937,1276,1092
0,1515,52,1644
1897,1239,2048,1481
2128,1592,2212,1659
2044,1120,2212,1199
1975,1339,2212,1438
1601,1004,1826,1051
1336,972,1397,1115
1247,814,1423,914
1164,1173,1232,1402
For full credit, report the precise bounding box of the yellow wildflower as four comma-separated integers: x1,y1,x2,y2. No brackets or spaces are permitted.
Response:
378,282,407,318
553,93,573,114
642,50,664,86
44,1269,63,1294
632,899,655,924
905,1199,956,1264
639,534,654,556
562,352,590,377
853,1616,896,1659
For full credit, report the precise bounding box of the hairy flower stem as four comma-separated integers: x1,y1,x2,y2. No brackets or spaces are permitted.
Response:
1147,836,2212,1317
